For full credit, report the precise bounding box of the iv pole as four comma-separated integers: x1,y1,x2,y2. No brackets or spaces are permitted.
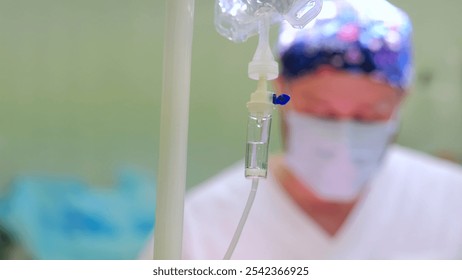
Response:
154,0,195,260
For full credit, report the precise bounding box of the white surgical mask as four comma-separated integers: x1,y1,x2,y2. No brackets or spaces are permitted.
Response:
284,110,397,202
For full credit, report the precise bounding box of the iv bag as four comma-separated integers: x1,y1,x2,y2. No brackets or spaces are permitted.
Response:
215,0,323,42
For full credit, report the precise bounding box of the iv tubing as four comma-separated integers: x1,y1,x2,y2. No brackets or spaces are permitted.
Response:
223,178,259,260
154,0,195,260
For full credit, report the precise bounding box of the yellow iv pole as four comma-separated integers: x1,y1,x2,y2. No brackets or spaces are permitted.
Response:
154,0,195,260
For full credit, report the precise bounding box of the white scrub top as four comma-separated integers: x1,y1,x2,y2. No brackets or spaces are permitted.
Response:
141,145,462,259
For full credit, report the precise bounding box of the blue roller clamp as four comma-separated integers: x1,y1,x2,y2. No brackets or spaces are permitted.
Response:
273,93,291,105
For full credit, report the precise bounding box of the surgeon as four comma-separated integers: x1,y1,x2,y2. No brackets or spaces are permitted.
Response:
142,0,462,259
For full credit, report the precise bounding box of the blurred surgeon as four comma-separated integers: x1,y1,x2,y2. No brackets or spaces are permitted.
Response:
142,0,462,259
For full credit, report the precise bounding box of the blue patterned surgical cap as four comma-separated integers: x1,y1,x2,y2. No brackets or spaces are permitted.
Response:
277,0,413,90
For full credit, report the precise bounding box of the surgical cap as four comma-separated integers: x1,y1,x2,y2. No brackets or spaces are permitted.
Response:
277,0,413,90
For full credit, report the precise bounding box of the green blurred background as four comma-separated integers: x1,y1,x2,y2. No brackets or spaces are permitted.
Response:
0,0,461,191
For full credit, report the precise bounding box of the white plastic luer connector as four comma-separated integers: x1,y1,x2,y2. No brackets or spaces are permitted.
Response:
248,15,278,81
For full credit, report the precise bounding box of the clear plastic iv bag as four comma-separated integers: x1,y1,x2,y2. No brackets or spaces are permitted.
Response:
215,0,323,42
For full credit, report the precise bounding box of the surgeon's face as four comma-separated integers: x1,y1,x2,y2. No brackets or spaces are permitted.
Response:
276,68,404,202
278,68,402,121
276,68,404,152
